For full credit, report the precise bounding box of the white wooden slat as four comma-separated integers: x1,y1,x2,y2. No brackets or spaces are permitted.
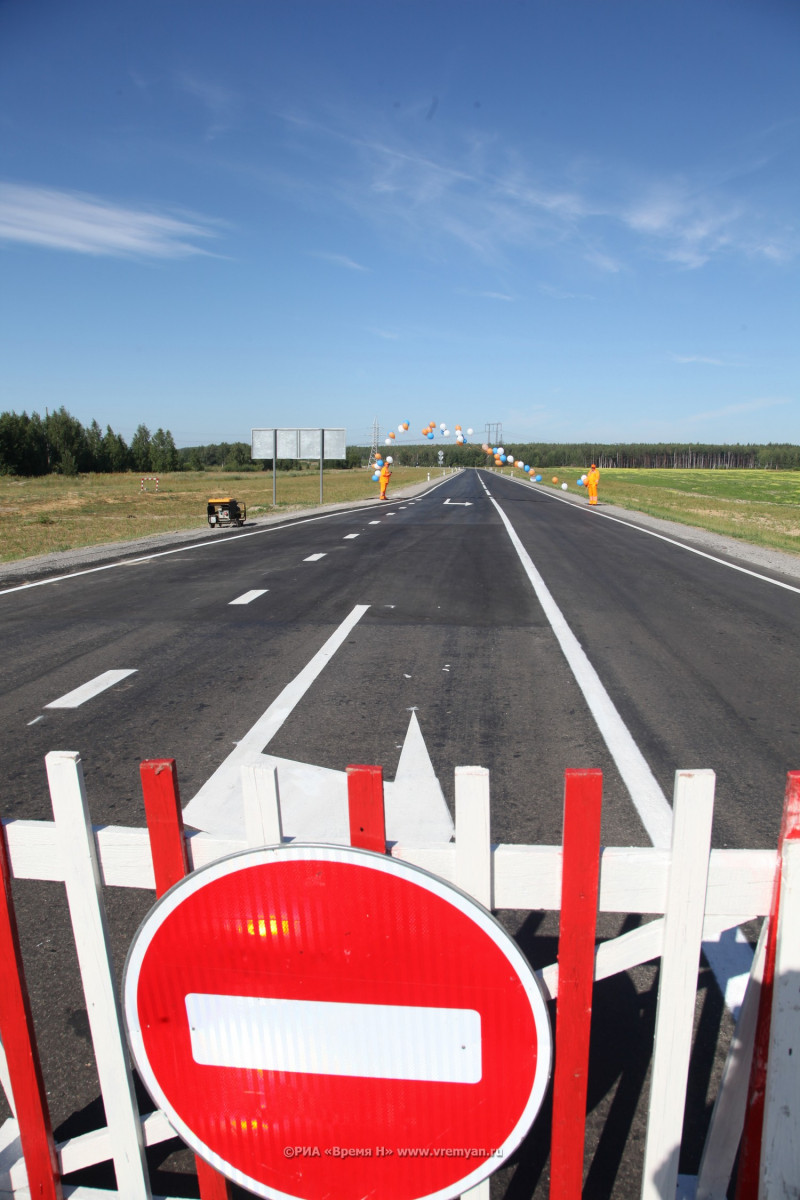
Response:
56,1110,176,1177
640,770,716,1200
2,820,777,916
537,911,757,1003
45,752,152,1200
696,919,768,1200
455,767,491,908
242,764,283,848
759,839,800,1200
460,1179,490,1200
0,1040,14,1118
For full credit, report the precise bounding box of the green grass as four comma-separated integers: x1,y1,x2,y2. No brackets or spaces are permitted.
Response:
2,467,799,564
531,468,800,555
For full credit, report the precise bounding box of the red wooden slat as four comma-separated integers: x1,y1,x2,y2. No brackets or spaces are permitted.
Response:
140,759,233,1200
734,769,800,1199
346,764,387,853
549,768,603,1199
0,821,63,1199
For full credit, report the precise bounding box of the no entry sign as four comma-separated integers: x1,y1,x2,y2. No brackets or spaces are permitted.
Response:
123,845,551,1200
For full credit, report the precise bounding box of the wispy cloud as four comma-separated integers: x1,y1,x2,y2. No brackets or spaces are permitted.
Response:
686,397,790,423
0,182,221,258
270,107,798,276
310,250,370,272
175,72,240,140
672,354,727,366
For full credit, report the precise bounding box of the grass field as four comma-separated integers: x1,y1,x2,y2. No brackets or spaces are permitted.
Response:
533,467,800,555
1,466,799,563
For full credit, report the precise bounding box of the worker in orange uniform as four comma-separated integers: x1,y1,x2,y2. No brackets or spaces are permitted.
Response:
586,463,600,505
379,460,392,500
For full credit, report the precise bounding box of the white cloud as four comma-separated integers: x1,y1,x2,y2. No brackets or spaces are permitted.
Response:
0,182,221,258
686,397,790,423
672,354,726,366
310,250,370,272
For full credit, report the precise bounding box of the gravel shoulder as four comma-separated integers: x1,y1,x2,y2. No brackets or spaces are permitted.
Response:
1,476,799,586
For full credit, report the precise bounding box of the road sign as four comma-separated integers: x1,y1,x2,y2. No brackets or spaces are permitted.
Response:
124,845,551,1200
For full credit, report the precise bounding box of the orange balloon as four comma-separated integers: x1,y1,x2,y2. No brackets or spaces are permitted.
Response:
552,476,559,483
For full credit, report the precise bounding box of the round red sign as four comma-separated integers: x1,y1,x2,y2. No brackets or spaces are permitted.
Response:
124,844,551,1200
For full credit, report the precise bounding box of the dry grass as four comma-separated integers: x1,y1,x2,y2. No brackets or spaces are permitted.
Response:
0,468,434,563
2,466,799,563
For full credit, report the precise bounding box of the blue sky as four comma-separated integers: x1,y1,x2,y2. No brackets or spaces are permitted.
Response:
1,0,798,450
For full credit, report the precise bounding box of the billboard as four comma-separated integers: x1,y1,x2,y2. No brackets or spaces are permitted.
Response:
251,428,346,460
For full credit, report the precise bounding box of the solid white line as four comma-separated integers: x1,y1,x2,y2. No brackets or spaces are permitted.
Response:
183,604,370,825
504,474,800,596
45,669,137,710
490,497,673,848
0,477,455,598
185,993,481,1083
229,589,268,606
304,553,326,561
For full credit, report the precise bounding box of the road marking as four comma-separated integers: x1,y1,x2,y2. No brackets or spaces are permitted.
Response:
343,534,359,540
27,715,44,726
184,605,370,832
186,993,481,1083
490,497,673,849
229,590,268,606
45,669,137,710
304,553,326,561
443,499,473,506
369,521,381,525
0,477,455,597
502,473,800,596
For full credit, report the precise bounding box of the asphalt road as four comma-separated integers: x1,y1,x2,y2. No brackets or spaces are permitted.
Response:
2,468,798,1197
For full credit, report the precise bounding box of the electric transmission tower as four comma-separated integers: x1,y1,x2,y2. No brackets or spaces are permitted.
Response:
485,422,503,447
368,417,380,467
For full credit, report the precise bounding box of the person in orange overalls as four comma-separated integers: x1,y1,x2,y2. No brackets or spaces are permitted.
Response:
586,463,600,505
379,461,392,499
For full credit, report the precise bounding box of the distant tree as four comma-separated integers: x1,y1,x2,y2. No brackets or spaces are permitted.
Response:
45,406,89,473
150,428,180,472
0,411,48,475
103,426,130,472
130,424,152,471
86,419,109,472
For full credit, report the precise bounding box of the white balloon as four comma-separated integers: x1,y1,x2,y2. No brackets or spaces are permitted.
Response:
467,428,473,435
497,446,504,456
444,429,450,436
386,456,393,463
385,438,392,445
561,482,568,490
398,424,404,433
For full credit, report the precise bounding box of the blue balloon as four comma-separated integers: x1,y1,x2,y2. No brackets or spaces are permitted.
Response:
427,431,434,439
535,474,542,482
372,472,380,481
499,454,507,462
524,465,531,473
577,479,584,486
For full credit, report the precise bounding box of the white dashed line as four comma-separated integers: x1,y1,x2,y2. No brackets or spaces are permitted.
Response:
343,534,359,540
229,590,268,606
45,669,137,710
304,553,327,562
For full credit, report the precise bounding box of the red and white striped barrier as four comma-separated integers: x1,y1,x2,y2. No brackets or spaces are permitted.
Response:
0,758,798,1199
140,478,159,492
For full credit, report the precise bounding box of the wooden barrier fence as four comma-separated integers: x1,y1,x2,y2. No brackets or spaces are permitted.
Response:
0,754,798,1199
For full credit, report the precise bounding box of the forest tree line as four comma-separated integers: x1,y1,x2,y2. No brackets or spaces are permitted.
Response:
1,408,799,475
0,408,179,475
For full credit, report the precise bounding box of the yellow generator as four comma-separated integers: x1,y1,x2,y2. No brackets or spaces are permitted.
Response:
207,497,246,528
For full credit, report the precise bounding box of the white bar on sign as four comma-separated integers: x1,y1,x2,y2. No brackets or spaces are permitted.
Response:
185,993,482,1083
46,670,137,710
229,590,268,606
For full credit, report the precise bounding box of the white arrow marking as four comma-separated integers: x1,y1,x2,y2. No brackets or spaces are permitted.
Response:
186,993,481,1083
443,499,472,506
45,669,137,709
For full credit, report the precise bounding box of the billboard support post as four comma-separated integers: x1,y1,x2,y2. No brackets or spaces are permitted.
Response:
251,428,346,508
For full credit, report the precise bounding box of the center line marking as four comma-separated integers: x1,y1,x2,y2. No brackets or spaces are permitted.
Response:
343,534,359,540
304,553,326,562
45,669,137,710
229,589,268,605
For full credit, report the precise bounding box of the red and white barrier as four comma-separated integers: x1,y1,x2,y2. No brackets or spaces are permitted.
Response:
140,478,159,492
0,756,798,1199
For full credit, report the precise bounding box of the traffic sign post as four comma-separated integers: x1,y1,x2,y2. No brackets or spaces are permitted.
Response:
123,844,552,1200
